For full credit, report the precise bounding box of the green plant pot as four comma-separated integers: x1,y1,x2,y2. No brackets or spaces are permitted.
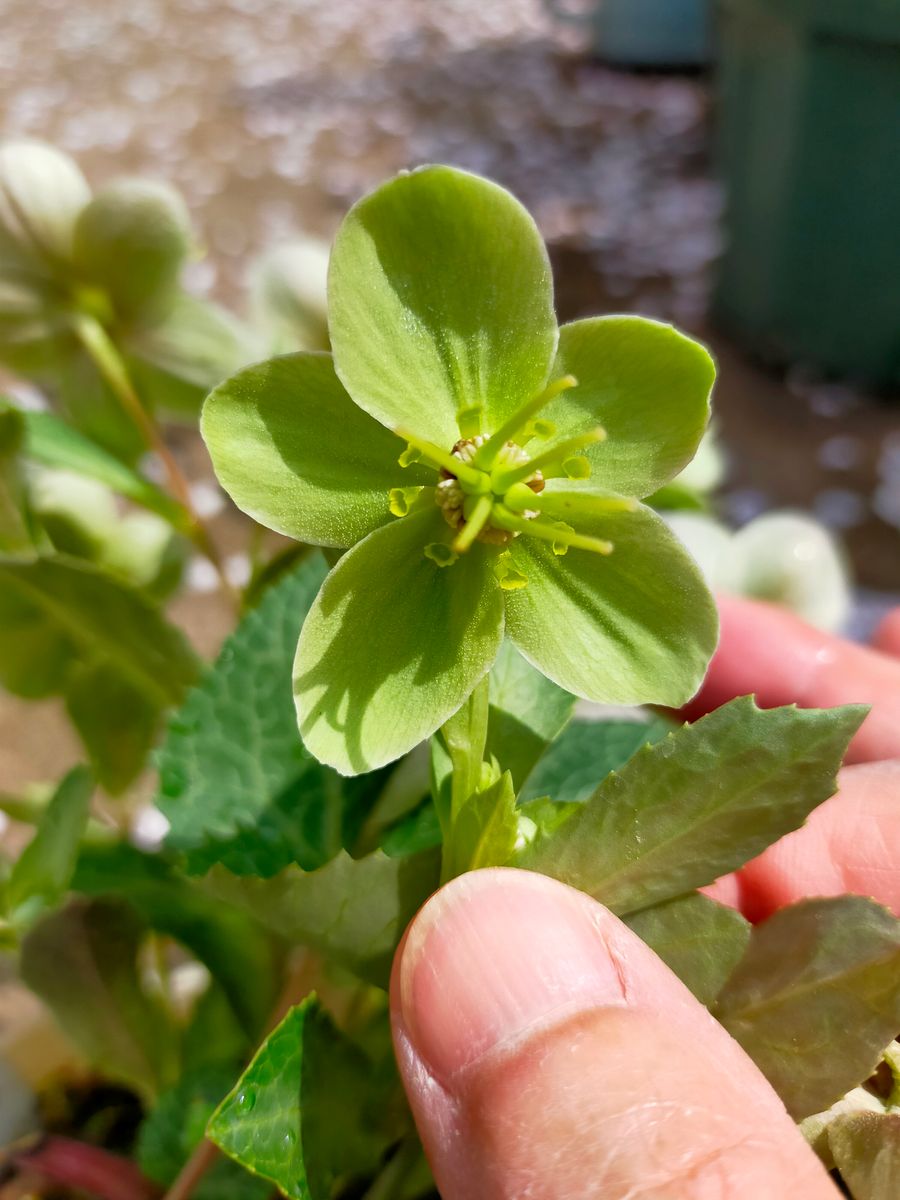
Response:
713,0,900,390
543,0,713,68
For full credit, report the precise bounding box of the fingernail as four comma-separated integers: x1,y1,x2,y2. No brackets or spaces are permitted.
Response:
396,868,627,1082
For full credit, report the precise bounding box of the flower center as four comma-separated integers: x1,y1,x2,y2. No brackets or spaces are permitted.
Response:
435,435,545,547
392,375,623,570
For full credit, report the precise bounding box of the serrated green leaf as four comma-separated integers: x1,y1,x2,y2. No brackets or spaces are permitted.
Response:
486,640,574,789
203,848,439,988
519,715,672,805
624,892,750,1006
209,999,401,1200
443,771,518,880
516,698,867,915
0,554,198,707
830,1111,900,1200
714,897,900,1120
5,765,92,925
138,1063,270,1200
72,842,280,1037
20,897,180,1100
21,408,186,527
159,554,388,876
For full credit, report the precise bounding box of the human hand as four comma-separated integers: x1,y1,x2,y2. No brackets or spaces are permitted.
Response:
391,598,900,1197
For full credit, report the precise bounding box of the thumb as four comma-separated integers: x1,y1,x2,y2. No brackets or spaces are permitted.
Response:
391,869,835,1199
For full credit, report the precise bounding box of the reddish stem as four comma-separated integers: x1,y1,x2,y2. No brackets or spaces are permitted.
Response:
9,1135,160,1200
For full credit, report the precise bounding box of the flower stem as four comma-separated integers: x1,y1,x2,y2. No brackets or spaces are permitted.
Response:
361,1136,423,1200
432,675,490,844
73,313,238,610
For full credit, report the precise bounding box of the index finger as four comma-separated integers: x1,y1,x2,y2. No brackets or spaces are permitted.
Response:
682,595,900,763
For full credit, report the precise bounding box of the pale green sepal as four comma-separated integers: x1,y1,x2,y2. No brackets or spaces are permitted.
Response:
202,352,428,548
294,508,504,774
328,165,557,446
504,490,718,706
542,317,715,498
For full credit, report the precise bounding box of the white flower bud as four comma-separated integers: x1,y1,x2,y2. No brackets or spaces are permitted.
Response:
0,140,90,278
250,236,330,351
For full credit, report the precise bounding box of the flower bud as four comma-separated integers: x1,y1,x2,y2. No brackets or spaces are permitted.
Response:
73,179,193,319
250,236,330,351
0,140,90,278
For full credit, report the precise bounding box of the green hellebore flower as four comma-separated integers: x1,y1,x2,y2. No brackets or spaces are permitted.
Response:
0,140,258,453
202,165,719,775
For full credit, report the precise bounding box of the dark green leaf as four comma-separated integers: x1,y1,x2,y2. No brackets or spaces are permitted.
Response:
20,897,180,1100
380,798,442,859
0,555,198,707
208,998,402,1199
829,1111,900,1200
203,848,439,988
517,698,867,915
486,640,574,789
0,401,34,551
72,842,280,1038
519,715,672,805
138,1063,270,1200
624,892,750,1006
66,661,159,794
714,897,900,1119
6,765,92,924
158,554,388,876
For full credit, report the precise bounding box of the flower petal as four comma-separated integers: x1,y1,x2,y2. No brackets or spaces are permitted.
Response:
202,352,429,548
504,488,718,706
328,165,558,446
294,508,504,774
540,317,715,498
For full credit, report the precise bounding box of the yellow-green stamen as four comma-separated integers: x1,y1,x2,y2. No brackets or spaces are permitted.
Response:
473,375,578,468
395,428,486,490
492,505,614,556
492,426,606,492
452,493,494,552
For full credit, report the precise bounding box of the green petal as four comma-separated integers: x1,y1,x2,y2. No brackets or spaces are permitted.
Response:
504,488,718,706
202,352,429,548
294,509,504,774
328,165,558,447
541,317,715,498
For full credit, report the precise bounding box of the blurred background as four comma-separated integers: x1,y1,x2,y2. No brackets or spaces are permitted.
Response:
1,0,898,774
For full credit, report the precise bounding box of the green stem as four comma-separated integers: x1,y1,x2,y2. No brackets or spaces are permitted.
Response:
432,675,491,848
361,1136,423,1200
73,313,238,610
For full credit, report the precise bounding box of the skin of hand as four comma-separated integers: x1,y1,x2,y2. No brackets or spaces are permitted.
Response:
392,599,900,1198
